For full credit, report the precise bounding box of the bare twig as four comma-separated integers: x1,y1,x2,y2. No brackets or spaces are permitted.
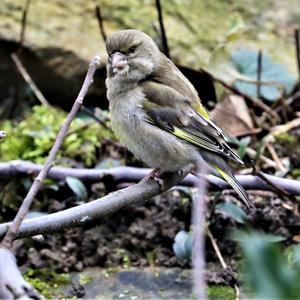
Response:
192,163,208,299
269,116,300,138
203,70,278,119
253,116,300,166
0,166,299,241
252,167,294,200
18,0,31,51
206,228,240,300
155,0,170,58
285,90,300,107
0,161,299,194
0,248,41,299
1,55,101,248
0,165,193,240
266,143,286,172
81,105,112,131
246,147,278,169
95,5,107,43
256,50,262,98
11,53,50,106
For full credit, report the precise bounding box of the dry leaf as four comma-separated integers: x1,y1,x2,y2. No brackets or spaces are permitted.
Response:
210,95,254,136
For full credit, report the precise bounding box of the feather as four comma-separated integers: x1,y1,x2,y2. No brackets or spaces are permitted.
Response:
142,85,243,165
215,166,255,210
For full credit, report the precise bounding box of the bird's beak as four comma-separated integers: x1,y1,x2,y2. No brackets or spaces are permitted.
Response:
111,52,127,69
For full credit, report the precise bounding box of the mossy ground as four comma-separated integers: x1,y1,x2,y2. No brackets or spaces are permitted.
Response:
24,268,70,299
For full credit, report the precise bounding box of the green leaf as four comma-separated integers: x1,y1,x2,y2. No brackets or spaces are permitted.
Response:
237,136,251,159
231,49,296,101
66,176,88,201
216,202,248,224
173,230,192,261
234,231,299,299
225,15,246,43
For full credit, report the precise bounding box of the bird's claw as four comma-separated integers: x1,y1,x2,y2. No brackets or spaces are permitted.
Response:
152,175,165,191
142,168,165,191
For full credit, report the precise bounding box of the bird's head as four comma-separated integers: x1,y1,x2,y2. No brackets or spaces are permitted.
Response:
106,30,161,81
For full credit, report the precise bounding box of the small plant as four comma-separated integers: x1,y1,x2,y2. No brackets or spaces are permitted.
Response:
0,105,114,166
234,231,300,299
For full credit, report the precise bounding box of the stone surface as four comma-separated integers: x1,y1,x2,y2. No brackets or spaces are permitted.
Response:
65,267,192,299
0,0,299,110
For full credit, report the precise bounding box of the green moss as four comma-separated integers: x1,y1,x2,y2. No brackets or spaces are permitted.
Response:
24,268,70,299
207,285,235,300
0,105,114,167
102,267,119,278
291,168,300,179
79,274,93,286
275,132,297,145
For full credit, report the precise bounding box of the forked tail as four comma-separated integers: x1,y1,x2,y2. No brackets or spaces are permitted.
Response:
215,166,255,210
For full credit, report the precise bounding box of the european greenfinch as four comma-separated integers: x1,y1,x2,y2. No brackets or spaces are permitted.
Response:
105,29,255,210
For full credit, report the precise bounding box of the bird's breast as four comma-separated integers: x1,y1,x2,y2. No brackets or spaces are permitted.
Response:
109,86,146,150
107,84,197,171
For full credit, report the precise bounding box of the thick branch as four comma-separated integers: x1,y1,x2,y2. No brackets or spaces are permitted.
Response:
1,56,101,248
0,161,299,194
0,248,41,299
0,165,193,240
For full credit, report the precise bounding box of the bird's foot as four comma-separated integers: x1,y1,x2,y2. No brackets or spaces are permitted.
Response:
142,168,165,191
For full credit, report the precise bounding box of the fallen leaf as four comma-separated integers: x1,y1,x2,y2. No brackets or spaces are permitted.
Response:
211,95,254,136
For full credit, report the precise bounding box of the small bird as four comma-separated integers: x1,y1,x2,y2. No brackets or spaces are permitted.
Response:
105,29,255,210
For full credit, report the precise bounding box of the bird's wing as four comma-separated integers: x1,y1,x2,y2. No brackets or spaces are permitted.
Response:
141,81,244,165
150,56,211,120
142,80,255,210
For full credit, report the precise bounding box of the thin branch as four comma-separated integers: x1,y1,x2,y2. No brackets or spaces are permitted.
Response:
95,5,107,43
246,147,278,169
192,163,208,299
0,166,299,241
203,70,278,119
0,248,41,299
256,50,262,98
18,0,31,52
155,0,170,58
206,228,240,300
81,105,112,131
256,116,300,164
11,53,50,106
295,29,300,88
0,165,194,240
266,143,286,172
285,90,300,106
0,161,299,194
0,55,101,248
252,167,295,200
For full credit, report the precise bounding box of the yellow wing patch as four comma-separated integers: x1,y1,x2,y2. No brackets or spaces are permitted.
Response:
193,102,210,121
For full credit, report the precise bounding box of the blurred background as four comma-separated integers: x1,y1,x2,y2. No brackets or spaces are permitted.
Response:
1,0,300,299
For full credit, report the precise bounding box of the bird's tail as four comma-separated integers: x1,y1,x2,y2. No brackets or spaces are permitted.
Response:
214,166,255,210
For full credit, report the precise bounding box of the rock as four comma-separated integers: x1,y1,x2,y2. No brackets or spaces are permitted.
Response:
0,0,298,113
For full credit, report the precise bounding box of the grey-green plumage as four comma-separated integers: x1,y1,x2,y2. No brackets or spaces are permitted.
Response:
105,29,255,210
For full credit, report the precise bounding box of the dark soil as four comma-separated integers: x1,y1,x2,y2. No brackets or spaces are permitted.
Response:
14,184,299,279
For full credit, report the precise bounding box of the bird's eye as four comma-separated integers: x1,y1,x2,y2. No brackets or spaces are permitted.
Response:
129,45,136,53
